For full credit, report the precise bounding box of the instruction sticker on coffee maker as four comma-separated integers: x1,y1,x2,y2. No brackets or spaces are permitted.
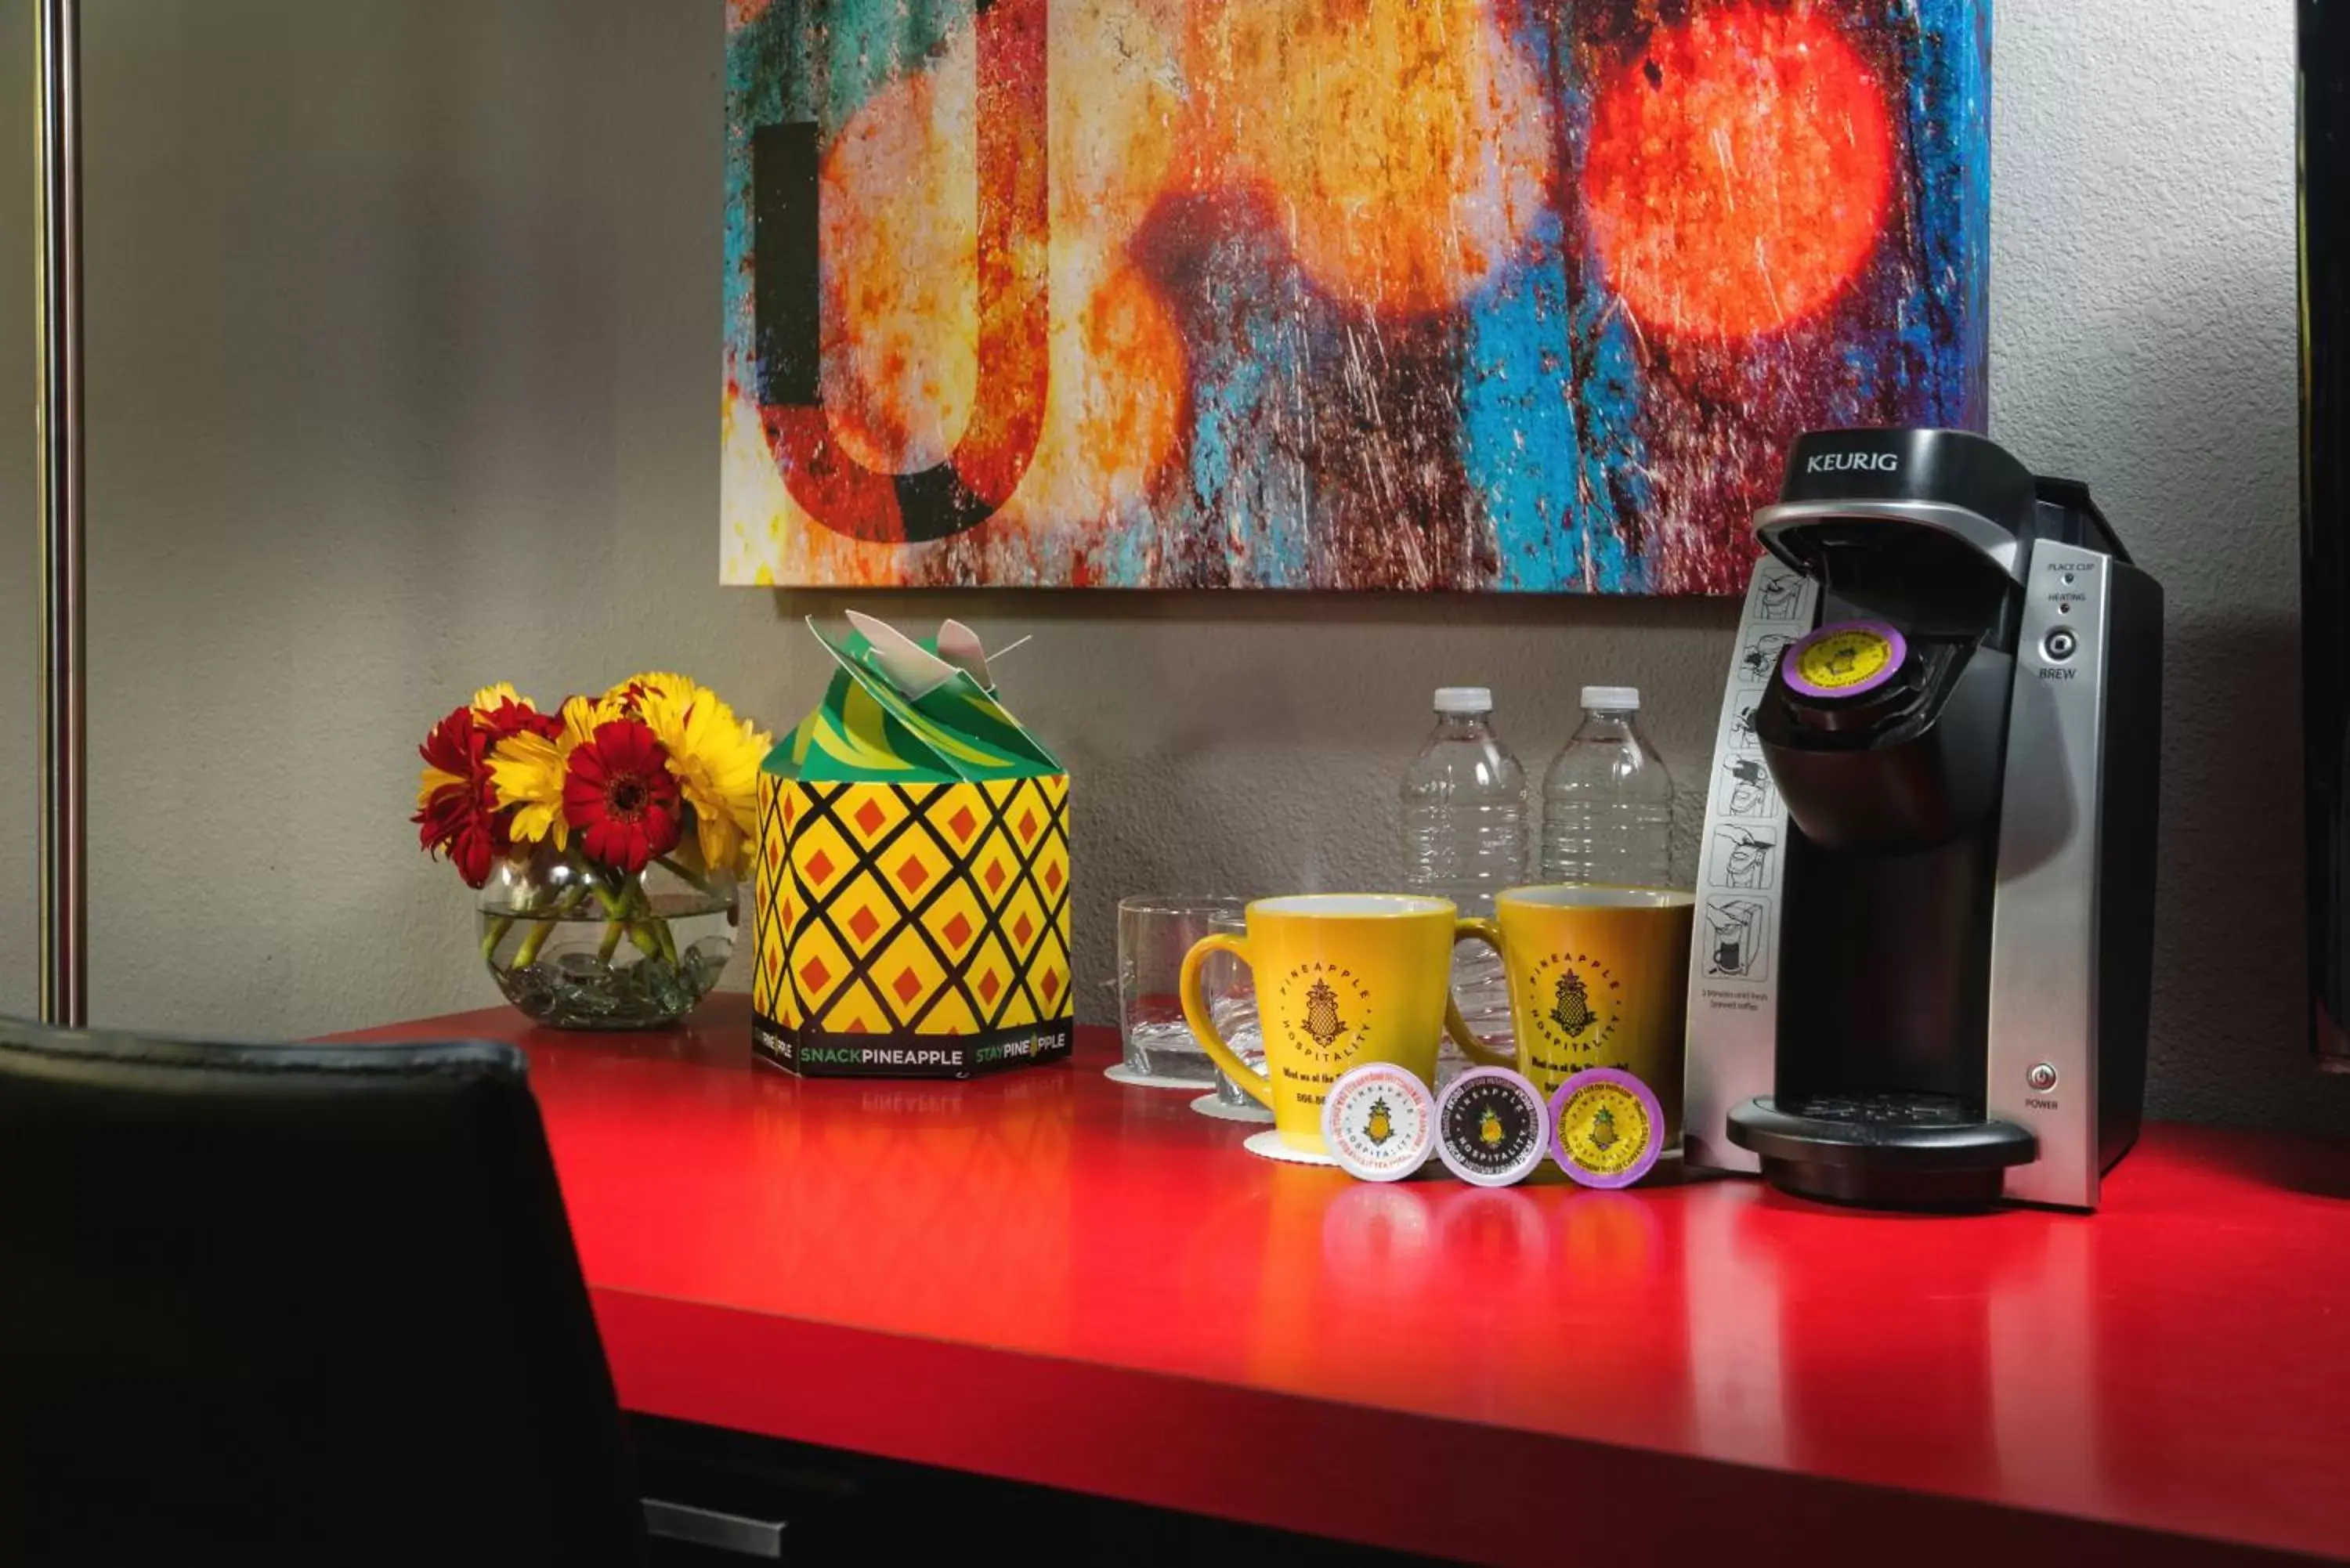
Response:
1683,558,1817,1175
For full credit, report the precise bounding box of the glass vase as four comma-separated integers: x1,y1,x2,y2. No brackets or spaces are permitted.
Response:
478,847,738,1030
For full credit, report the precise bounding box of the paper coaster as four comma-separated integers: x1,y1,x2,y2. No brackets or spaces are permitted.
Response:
1104,1063,1211,1091
1321,1063,1438,1182
1548,1068,1665,1189
1242,1129,1342,1167
1191,1092,1275,1123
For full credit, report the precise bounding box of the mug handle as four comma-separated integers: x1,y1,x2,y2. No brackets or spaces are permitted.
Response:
1445,918,1515,1068
1179,933,1274,1111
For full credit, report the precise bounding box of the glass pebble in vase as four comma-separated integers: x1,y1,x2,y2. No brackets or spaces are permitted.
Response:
479,848,739,1029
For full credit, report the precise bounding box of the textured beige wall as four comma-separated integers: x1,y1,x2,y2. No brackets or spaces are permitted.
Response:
0,2,2336,1131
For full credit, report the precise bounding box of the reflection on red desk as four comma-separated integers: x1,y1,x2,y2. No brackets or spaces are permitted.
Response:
333,994,2350,1565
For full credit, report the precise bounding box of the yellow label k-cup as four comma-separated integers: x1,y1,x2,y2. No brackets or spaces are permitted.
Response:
1549,1067,1663,1188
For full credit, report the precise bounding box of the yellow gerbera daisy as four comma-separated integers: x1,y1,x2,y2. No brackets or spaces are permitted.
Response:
487,695,620,849
605,670,705,717
471,681,534,718
637,685,772,875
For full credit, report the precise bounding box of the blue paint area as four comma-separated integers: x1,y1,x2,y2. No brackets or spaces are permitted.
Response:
721,9,812,355
1464,226,1651,594
1567,272,1655,590
1188,342,1314,589
1911,0,1994,429
1461,7,1650,593
1824,0,1993,432
1462,234,1577,592
1177,221,1318,589
1088,487,1159,587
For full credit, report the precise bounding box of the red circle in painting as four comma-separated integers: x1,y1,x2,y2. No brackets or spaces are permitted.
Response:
1583,5,1894,340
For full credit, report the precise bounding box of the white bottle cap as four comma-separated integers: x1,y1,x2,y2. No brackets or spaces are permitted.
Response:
1582,685,1641,711
1434,686,1493,714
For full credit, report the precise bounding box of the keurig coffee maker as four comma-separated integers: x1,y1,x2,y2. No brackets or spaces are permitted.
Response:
1683,429,2161,1210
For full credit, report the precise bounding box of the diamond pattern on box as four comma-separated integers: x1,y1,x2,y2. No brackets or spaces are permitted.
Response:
826,976,893,1035
839,783,916,852
830,869,896,959
753,774,1074,1070
921,877,985,963
969,825,1019,912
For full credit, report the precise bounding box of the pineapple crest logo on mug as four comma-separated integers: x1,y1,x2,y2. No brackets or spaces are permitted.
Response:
1526,951,1622,1072
1278,962,1372,1061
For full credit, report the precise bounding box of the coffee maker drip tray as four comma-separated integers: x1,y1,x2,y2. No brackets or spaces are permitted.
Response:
1727,1094,2037,1209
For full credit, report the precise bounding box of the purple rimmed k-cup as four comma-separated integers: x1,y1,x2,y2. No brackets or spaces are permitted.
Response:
1547,1067,1665,1190
1780,619,1908,701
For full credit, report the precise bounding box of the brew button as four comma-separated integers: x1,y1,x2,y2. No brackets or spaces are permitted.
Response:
2026,1062,2059,1093
2043,628,2078,662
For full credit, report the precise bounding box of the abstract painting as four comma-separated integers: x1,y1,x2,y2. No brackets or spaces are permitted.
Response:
722,0,1988,593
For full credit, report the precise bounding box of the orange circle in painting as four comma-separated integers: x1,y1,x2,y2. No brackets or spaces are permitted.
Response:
1583,5,1894,340
1194,0,1553,316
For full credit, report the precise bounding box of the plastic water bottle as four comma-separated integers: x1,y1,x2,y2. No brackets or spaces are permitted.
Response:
1401,688,1529,1077
1542,686,1676,886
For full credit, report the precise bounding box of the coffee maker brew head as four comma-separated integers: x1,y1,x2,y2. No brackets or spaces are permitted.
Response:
1744,431,2131,854
1757,428,2041,632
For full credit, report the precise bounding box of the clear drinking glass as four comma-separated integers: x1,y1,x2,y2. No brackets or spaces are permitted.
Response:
1118,895,1249,1083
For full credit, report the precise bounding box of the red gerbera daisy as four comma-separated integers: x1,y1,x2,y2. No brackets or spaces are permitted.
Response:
563,718,683,875
475,697,562,745
411,705,508,888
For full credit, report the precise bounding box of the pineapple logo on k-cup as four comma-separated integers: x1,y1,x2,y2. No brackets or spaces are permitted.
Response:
1549,1068,1663,1189
1437,1068,1549,1187
1324,1063,1436,1182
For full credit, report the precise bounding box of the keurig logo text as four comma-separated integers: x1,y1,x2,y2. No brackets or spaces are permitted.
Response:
1806,451,1901,474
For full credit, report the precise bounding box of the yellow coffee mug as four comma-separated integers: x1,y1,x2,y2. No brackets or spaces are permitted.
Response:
1180,894,1509,1154
1458,885,1696,1148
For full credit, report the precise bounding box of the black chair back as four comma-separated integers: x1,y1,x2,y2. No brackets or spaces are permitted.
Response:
0,1019,644,1566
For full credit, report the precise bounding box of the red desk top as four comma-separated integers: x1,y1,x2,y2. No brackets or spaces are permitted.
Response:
336,995,2350,1565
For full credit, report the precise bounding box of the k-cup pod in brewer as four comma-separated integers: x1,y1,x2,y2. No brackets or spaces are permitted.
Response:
1548,1068,1664,1189
1435,1067,1550,1188
1322,1062,1437,1182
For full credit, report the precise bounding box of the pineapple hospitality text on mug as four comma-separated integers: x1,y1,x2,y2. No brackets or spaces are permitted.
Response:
1179,894,1509,1154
